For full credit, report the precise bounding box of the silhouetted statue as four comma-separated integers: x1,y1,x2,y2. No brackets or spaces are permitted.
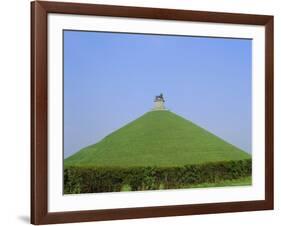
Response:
155,93,165,102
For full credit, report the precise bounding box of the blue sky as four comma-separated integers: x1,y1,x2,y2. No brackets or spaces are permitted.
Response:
64,30,252,158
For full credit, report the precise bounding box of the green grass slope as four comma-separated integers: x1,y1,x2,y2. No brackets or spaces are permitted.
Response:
65,111,251,167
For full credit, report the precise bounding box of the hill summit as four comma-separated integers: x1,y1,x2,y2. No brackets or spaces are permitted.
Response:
65,110,250,167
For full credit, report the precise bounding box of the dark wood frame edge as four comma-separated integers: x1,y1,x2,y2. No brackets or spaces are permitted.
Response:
31,1,274,225
31,1,48,224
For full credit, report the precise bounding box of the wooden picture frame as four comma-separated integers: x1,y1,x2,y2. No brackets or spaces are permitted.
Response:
31,1,274,224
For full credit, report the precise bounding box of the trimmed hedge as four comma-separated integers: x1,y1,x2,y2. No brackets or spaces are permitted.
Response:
64,159,251,194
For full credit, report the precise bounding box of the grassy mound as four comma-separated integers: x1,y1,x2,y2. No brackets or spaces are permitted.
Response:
65,111,250,167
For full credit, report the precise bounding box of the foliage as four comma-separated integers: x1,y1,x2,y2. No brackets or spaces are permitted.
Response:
64,159,252,194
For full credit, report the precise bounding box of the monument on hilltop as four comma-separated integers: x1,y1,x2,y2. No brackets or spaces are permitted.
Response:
152,93,166,111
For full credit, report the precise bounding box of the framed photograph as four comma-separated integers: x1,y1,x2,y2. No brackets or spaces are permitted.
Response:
31,1,274,224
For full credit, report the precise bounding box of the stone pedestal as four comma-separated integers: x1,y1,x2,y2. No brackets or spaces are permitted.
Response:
153,99,166,110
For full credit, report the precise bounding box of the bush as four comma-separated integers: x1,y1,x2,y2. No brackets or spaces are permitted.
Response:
64,159,251,194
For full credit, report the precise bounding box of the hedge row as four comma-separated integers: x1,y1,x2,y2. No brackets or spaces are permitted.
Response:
64,159,251,194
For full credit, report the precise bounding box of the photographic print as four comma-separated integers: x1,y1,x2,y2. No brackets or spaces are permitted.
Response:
31,2,273,224
63,31,252,194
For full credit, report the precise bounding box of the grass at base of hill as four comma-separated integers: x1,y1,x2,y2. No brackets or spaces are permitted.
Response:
121,176,252,191
64,159,251,194
182,176,251,189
